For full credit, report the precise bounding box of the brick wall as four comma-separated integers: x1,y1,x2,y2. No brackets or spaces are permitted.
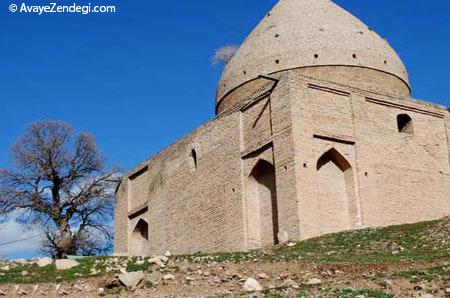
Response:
288,67,450,240
115,66,450,256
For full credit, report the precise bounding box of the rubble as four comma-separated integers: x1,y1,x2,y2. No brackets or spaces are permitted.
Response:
55,259,79,270
118,271,145,289
243,278,263,292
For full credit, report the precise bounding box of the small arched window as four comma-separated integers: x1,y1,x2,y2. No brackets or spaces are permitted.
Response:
397,114,413,134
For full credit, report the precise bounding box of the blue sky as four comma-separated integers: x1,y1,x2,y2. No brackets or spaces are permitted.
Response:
0,0,449,258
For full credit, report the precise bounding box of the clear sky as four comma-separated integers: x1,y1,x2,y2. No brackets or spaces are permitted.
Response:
0,0,450,258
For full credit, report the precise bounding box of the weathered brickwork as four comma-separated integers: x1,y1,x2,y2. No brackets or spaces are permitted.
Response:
115,113,248,255
115,0,450,256
446,112,450,170
287,68,450,240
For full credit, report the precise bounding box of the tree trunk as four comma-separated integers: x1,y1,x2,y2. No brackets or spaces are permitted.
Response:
56,220,77,259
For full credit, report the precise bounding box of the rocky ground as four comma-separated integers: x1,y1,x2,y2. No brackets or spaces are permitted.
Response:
0,217,449,297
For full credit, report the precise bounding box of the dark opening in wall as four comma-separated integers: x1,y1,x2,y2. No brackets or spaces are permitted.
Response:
190,149,198,170
352,54,357,59
397,114,413,134
314,54,319,58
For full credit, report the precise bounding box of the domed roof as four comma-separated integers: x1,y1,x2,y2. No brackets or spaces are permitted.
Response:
216,0,409,104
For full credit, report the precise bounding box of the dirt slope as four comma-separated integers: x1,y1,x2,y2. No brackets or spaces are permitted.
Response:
0,217,449,297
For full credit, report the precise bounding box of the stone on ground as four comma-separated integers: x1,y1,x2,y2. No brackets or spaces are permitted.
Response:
98,287,105,296
35,257,53,267
18,289,28,295
156,255,169,263
73,284,84,291
148,257,165,268
243,278,263,292
118,271,145,289
257,272,268,279
307,278,322,285
162,274,175,280
281,279,298,288
55,259,80,270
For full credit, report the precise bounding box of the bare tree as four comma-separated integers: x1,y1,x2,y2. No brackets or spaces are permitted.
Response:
0,121,120,259
212,45,240,65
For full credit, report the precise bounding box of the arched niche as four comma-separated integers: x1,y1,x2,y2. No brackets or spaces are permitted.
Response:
246,159,279,249
316,148,356,234
131,219,149,256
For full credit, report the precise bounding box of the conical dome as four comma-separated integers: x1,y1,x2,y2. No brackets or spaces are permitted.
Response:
216,0,409,110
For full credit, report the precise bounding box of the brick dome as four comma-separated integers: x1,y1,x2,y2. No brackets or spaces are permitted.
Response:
216,0,410,106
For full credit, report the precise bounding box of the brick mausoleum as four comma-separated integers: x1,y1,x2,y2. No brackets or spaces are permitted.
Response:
115,0,450,256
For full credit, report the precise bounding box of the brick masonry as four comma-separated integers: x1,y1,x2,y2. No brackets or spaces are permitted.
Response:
114,1,450,256
114,66,450,256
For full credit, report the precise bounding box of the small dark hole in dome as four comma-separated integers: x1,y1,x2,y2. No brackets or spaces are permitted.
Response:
232,188,236,193
267,13,271,17
384,60,387,64
303,163,307,168
275,34,280,38
284,166,288,171
314,54,319,58
353,54,357,59
365,172,368,177
275,59,280,64
243,71,247,75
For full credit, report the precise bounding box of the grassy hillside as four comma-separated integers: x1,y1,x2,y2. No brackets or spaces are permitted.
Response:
0,217,448,297
179,217,450,264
